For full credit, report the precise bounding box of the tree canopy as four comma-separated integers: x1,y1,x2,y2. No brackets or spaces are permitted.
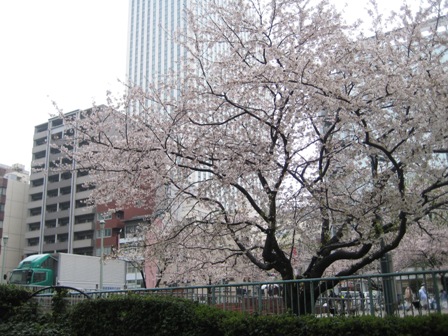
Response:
59,0,448,286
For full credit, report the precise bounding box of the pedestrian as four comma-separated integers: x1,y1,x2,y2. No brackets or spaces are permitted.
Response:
404,286,414,311
440,290,447,309
419,284,428,309
328,290,337,316
359,290,365,311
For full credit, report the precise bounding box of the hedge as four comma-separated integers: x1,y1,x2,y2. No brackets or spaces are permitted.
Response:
1,286,448,336
68,294,448,336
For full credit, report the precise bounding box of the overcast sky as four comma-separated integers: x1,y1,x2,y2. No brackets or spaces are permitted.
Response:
0,0,128,172
0,0,407,172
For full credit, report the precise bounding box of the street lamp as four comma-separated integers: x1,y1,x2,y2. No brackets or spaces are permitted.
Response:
99,220,105,290
1,236,9,284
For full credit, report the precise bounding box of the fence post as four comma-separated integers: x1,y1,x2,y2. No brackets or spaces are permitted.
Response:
380,245,396,316
432,274,441,313
310,281,315,314
368,277,375,316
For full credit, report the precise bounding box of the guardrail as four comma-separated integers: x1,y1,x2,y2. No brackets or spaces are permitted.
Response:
30,269,448,317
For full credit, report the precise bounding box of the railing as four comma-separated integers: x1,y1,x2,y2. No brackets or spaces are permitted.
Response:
29,269,448,317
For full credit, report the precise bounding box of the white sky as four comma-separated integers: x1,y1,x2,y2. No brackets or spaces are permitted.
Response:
0,0,128,172
0,0,407,172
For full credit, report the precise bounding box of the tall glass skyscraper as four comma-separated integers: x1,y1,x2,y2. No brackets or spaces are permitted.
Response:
126,0,190,89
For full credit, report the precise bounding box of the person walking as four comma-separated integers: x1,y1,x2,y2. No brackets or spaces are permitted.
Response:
440,290,447,309
404,286,414,312
419,284,428,309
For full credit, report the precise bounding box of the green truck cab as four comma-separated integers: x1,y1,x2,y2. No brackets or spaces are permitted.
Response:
9,254,57,287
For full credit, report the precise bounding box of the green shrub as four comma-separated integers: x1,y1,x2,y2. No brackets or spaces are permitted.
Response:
0,319,71,336
5,292,448,336
69,294,200,336
0,285,32,321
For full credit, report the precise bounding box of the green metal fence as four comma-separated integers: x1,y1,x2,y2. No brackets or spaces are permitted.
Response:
30,269,448,317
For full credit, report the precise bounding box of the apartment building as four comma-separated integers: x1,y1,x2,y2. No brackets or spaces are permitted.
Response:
25,110,156,287
0,163,29,281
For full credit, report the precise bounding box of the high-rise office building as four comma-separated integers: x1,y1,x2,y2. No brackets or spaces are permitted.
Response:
126,0,193,89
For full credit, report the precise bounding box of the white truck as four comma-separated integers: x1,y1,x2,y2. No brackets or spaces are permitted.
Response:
9,253,127,291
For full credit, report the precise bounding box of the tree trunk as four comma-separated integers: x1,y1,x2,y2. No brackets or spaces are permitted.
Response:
283,281,317,315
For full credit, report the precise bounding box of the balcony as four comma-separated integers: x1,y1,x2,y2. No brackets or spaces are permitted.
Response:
27,199,44,209
25,230,41,239
74,190,92,200
32,143,47,154
33,129,48,141
73,221,95,232
73,238,93,249
75,174,91,184
43,242,68,251
45,209,69,220
48,179,72,190
26,213,42,224
44,226,69,236
74,206,95,216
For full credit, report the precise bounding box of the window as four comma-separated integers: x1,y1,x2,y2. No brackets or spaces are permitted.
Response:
127,263,140,273
44,235,55,244
59,217,70,226
61,158,72,165
0,187,6,196
30,192,43,201
31,178,44,187
29,222,40,231
50,147,61,154
35,137,47,146
60,186,71,195
35,124,48,133
96,228,112,238
74,214,94,224
29,207,42,216
77,170,89,177
51,132,62,140
48,175,59,183
28,238,39,246
59,202,70,211
33,271,47,283
125,223,138,237
74,231,93,241
76,183,95,192
58,234,68,243
45,220,56,228
0,204,4,212
34,150,46,160
61,172,72,180
96,247,111,256
51,119,63,128
47,189,58,198
46,204,57,213
75,199,89,208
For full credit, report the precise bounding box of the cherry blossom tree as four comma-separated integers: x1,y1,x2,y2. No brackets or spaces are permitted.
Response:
60,0,448,313
393,214,448,271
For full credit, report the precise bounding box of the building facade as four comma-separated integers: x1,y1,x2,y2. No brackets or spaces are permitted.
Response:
26,111,151,253
26,111,94,256
24,110,156,287
126,0,190,89
0,163,29,282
